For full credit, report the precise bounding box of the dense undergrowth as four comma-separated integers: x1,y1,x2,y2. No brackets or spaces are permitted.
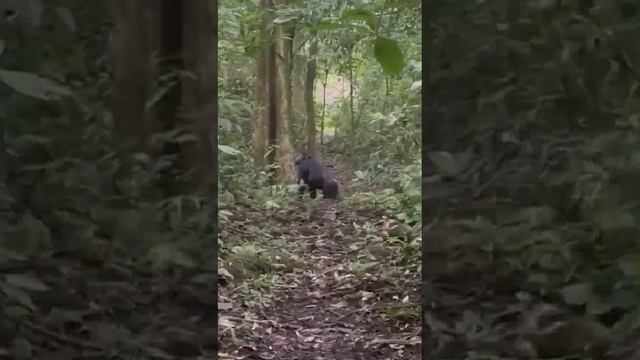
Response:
1,2,215,268
426,1,640,354
218,0,422,290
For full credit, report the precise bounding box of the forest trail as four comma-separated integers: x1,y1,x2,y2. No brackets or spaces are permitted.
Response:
218,147,421,360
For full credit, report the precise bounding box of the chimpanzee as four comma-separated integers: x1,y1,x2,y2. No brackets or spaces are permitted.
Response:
294,154,339,199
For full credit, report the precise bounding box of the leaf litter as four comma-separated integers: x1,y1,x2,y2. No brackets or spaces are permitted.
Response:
218,150,421,359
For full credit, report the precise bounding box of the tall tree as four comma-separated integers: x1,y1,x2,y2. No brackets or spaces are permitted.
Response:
158,0,183,136
304,38,318,156
108,0,216,194
251,2,269,167
183,0,217,193
283,19,297,143
265,0,278,167
106,0,153,151
152,0,184,194
319,65,329,145
273,0,295,181
258,0,295,181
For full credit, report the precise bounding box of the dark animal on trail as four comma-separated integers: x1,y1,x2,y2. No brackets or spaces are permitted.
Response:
294,154,339,199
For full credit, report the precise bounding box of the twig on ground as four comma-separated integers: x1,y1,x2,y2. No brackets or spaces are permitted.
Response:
367,337,421,346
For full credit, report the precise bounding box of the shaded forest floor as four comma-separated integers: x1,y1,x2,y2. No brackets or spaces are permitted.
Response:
0,237,218,359
422,180,640,359
218,148,421,359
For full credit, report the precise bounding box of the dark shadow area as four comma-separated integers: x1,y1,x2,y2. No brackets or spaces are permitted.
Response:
0,1,217,358
425,1,640,358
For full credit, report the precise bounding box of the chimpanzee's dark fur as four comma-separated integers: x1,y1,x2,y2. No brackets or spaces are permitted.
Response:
294,154,339,199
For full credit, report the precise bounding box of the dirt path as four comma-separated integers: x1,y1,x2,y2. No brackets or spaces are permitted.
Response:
218,149,421,359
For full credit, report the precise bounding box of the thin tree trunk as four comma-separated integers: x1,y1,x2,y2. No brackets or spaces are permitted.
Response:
320,67,328,145
267,36,278,167
305,39,318,157
424,0,434,150
0,116,5,183
106,0,152,150
155,0,184,194
251,2,269,167
273,0,295,182
348,45,355,155
381,76,389,133
284,23,296,139
264,0,277,168
158,0,184,134
106,0,154,198
182,0,217,193
383,77,389,113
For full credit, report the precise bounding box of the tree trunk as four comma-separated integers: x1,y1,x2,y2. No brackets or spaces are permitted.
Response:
182,0,217,193
106,0,154,199
304,39,318,157
251,2,269,167
423,0,434,150
158,0,183,133
348,45,355,155
284,23,296,141
381,76,389,133
273,0,295,182
0,116,5,183
266,0,278,168
383,77,389,113
320,67,328,145
154,0,184,195
106,0,153,151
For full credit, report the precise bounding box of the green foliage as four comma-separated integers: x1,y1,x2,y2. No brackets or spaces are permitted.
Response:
373,36,405,76
341,8,378,31
0,1,216,268
0,69,71,100
426,0,640,345
351,161,421,226
218,0,421,274
306,0,421,229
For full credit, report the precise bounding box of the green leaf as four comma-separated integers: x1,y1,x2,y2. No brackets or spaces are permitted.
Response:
218,144,242,155
560,283,593,306
148,245,195,268
428,150,472,177
244,43,258,58
0,69,71,100
1,284,36,309
219,118,233,132
354,261,380,273
520,206,557,227
342,8,378,30
173,133,199,144
619,254,640,278
354,170,367,179
373,37,405,76
145,81,177,109
5,274,49,291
